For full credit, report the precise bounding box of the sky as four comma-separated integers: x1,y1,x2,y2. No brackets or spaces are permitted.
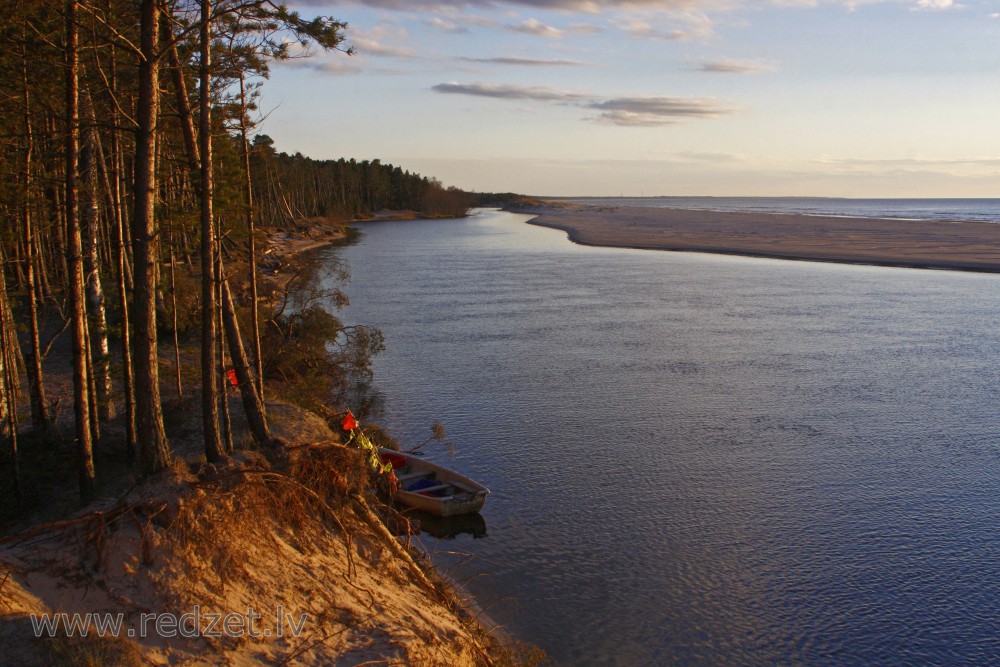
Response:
261,0,1000,197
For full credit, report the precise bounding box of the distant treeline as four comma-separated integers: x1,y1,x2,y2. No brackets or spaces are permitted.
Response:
249,136,471,223
247,150,538,221
250,151,548,223
466,192,529,207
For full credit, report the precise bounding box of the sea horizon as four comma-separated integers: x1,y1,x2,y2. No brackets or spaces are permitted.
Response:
549,196,1000,224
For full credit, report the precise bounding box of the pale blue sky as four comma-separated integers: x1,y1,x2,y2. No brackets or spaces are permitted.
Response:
264,0,1000,197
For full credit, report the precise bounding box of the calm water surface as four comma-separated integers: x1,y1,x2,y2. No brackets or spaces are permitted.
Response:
320,210,1000,666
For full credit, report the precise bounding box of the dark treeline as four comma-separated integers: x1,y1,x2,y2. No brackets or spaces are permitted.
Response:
467,192,539,208
0,0,459,508
251,138,470,221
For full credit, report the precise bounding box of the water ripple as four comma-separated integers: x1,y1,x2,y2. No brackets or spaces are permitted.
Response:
332,211,1000,666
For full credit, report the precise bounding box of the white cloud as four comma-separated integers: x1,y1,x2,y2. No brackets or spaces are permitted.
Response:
615,12,715,41
458,56,593,66
273,55,362,75
428,17,468,32
913,0,956,9
510,18,564,37
568,22,604,34
292,0,968,13
589,96,736,125
433,15,601,38
432,81,736,126
293,0,735,9
813,155,1000,176
696,58,776,74
346,25,417,59
432,81,589,101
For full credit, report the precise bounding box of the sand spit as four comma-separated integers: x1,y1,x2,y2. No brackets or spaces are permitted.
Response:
516,202,1000,272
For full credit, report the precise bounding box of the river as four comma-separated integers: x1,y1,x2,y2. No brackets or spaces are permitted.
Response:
319,209,1000,665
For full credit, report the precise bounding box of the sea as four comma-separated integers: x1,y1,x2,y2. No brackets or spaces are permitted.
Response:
321,200,1000,665
560,196,1000,223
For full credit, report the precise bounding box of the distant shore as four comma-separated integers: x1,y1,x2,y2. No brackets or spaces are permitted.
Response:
514,202,1000,273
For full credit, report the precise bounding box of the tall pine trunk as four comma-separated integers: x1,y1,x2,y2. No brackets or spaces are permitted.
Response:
112,140,136,454
66,0,96,500
0,259,21,497
168,229,182,398
216,229,232,454
20,35,49,429
238,73,265,405
133,0,170,474
200,0,224,462
165,17,199,175
80,112,114,422
107,25,135,455
220,271,271,448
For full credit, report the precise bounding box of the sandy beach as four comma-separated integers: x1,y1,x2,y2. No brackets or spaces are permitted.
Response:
518,203,1000,272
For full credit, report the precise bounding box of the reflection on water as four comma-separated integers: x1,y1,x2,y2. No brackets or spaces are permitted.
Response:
407,510,488,540
325,210,1000,666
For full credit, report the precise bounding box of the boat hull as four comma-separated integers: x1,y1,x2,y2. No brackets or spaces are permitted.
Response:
378,448,490,517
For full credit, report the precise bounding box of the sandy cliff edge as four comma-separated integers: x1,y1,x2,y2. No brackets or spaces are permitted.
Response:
0,410,496,666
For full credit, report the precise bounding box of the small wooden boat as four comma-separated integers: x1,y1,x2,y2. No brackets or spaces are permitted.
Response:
378,448,490,517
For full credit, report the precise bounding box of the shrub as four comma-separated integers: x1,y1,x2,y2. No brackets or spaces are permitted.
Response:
261,266,384,411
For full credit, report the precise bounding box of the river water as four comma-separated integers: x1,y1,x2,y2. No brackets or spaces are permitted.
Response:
321,209,1000,666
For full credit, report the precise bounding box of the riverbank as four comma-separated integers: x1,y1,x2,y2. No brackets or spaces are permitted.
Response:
0,217,535,665
513,201,1000,272
0,414,502,665
261,209,428,269
259,209,440,278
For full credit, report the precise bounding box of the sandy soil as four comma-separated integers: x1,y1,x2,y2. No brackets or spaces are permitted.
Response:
261,209,419,267
261,226,347,271
519,202,1000,272
0,401,498,665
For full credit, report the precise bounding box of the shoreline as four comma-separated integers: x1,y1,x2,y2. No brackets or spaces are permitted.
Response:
261,207,452,269
261,222,524,660
0,214,521,665
514,203,1000,274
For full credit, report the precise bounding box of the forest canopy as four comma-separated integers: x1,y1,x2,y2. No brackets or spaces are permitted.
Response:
0,0,471,505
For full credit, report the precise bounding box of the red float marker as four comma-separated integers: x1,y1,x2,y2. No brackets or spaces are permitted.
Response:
340,411,358,431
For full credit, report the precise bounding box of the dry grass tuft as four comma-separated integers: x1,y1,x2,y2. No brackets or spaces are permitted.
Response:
165,445,372,587
283,444,370,507
43,633,145,667
478,637,550,666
